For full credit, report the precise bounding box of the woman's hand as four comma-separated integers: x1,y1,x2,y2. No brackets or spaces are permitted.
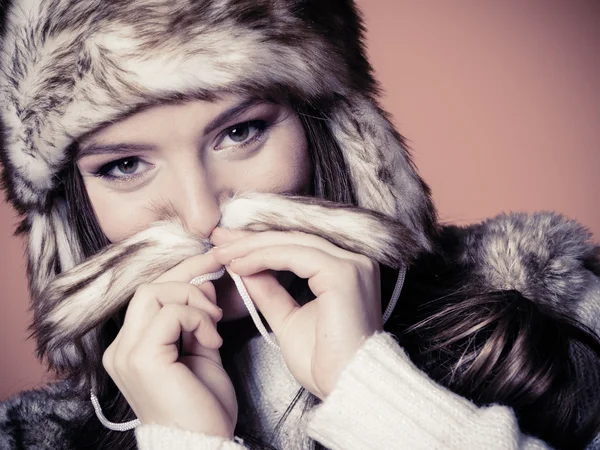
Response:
102,252,238,438
211,228,382,400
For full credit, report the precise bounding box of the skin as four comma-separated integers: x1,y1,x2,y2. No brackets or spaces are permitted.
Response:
78,95,382,439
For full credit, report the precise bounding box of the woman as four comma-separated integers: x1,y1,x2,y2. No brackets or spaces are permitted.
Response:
0,1,599,449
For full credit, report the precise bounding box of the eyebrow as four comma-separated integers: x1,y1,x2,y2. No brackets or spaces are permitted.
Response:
202,97,267,136
76,142,158,159
77,97,269,159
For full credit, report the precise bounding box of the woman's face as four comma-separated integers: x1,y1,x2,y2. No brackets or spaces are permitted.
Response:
77,95,312,319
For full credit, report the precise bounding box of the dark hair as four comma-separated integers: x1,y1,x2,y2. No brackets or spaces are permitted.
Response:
62,98,600,450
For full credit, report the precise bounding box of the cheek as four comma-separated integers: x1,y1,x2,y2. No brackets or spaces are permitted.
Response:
84,184,157,243
282,118,312,189
283,136,312,192
245,118,312,194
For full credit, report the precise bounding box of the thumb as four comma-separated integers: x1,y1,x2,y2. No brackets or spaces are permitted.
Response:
232,269,299,337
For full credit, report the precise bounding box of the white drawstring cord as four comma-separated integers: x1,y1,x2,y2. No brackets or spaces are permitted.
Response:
92,264,407,431
226,270,280,349
90,391,141,431
383,265,406,324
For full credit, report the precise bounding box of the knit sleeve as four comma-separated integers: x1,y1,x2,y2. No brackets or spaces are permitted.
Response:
306,332,551,450
135,424,247,450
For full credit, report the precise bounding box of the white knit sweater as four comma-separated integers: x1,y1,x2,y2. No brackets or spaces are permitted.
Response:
134,332,552,449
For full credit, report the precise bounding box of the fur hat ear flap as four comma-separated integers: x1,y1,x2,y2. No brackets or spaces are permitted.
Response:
328,95,437,251
27,201,83,299
25,201,91,374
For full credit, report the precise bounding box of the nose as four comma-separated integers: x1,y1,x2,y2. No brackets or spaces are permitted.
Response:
169,163,221,239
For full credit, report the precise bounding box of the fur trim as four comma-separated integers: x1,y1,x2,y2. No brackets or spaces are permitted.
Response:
219,193,421,267
27,199,84,300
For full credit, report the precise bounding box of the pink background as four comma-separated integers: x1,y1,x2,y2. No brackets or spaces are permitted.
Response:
1,0,599,400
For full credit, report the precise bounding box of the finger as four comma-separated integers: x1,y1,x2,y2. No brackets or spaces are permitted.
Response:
103,328,137,402
137,305,223,359
102,327,123,381
212,230,357,265
180,331,222,364
154,251,223,287
189,280,217,305
120,282,222,348
210,227,252,246
227,245,338,291
237,270,299,336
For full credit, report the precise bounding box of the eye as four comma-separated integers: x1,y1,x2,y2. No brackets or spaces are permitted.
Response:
114,159,139,174
228,125,251,142
216,120,267,150
95,157,151,180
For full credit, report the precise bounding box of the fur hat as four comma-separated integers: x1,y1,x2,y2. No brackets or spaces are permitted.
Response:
0,0,436,374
